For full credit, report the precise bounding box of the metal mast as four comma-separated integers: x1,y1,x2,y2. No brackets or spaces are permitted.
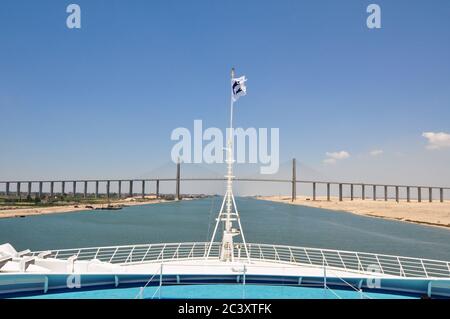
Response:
206,68,250,262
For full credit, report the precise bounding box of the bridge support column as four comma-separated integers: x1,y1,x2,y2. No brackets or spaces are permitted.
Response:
129,180,133,197
440,188,444,203
407,186,410,202
95,181,99,198
118,181,122,198
350,184,354,201
6,182,9,196
429,187,432,202
291,158,296,202
312,182,316,201
373,185,376,201
339,184,343,201
176,161,181,200
395,186,399,203
50,182,54,197
106,181,110,199
61,181,65,196
156,180,160,198
84,181,88,198
27,182,32,197
72,181,76,197
384,186,388,201
326,183,330,201
418,187,421,202
17,182,21,197
39,182,43,198
142,180,145,199
362,184,365,200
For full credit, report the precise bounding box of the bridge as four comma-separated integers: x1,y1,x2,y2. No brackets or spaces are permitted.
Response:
0,159,449,203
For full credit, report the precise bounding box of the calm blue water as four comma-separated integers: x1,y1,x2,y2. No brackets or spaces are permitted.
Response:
16,284,415,299
1,197,449,260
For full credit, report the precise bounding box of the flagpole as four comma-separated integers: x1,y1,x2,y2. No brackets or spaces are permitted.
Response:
206,67,250,263
225,68,235,240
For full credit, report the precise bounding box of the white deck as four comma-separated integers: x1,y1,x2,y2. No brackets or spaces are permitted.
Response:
119,259,391,279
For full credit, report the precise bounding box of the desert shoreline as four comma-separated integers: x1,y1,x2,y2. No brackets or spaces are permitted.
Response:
256,195,450,230
0,197,172,219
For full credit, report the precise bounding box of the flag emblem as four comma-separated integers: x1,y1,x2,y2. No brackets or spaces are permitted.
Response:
231,76,247,101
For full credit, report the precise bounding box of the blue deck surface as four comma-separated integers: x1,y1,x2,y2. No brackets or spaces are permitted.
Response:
15,284,416,299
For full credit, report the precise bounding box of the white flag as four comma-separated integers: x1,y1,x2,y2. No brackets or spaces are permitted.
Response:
231,75,247,102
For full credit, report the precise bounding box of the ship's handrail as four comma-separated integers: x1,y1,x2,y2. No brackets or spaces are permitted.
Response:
31,242,450,279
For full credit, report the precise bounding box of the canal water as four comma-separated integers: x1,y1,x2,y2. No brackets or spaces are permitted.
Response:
0,197,449,260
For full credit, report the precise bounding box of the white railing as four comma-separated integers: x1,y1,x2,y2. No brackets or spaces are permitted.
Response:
31,242,450,279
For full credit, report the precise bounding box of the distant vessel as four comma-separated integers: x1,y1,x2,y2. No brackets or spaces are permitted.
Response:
1,69,450,299
95,205,123,211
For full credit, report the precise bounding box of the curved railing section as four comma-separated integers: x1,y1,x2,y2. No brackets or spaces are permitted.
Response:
32,242,450,279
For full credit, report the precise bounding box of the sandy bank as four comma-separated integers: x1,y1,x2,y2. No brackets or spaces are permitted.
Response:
0,197,169,219
257,195,450,229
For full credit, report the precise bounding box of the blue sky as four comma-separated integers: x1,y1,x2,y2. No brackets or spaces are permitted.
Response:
1,0,450,187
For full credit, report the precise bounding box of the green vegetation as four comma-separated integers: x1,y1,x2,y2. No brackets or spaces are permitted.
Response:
0,194,123,208
0,193,196,209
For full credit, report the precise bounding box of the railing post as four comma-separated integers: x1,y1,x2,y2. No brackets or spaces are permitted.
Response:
291,158,296,202
350,184,354,201
156,180,160,199
356,254,363,272
339,184,343,201
375,255,384,275
327,183,330,201
362,184,365,200
407,186,410,203
418,187,421,203
384,185,388,201
397,257,405,277
176,161,181,200
395,186,399,203
440,188,444,203
429,187,432,202
142,180,145,199
84,181,88,198
129,180,133,198
373,185,376,201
